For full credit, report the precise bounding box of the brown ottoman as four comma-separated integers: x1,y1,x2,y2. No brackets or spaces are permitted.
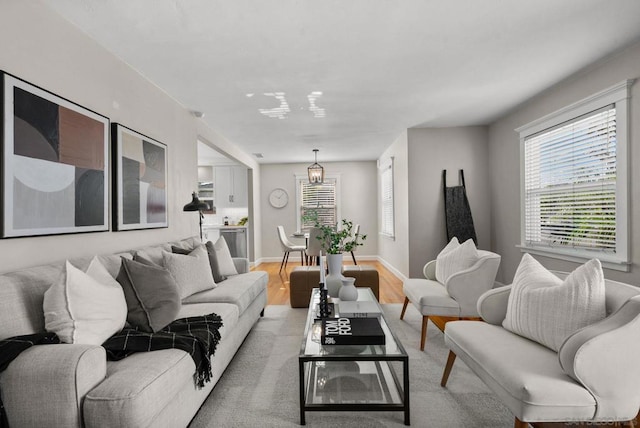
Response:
289,265,380,308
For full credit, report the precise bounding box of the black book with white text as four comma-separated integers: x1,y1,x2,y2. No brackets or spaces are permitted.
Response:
320,317,385,346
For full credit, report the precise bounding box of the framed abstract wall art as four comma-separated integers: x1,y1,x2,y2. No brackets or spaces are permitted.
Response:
112,124,168,230
1,72,110,238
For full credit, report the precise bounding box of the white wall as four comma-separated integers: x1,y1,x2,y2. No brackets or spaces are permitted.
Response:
0,2,239,271
488,40,640,285
407,127,491,277
377,131,410,278
260,161,378,263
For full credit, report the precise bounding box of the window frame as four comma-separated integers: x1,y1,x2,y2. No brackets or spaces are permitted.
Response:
516,79,633,271
379,157,395,239
295,173,341,231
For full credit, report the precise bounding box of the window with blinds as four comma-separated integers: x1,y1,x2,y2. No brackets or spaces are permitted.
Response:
524,107,616,251
380,158,394,237
299,178,337,229
517,79,631,270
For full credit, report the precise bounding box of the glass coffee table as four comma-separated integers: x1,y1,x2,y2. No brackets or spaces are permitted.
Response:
298,287,410,425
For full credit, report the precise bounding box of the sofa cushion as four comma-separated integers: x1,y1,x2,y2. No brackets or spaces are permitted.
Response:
205,241,228,283
445,321,596,422
116,258,181,332
435,237,478,284
182,271,267,315
503,254,606,351
134,244,171,266
403,278,460,317
211,236,238,277
162,245,216,298
43,258,127,344
83,302,237,428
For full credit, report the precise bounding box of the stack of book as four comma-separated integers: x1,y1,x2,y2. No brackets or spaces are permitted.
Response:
320,317,385,346
337,301,383,319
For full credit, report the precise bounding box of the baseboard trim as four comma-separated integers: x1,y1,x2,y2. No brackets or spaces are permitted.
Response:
376,256,407,282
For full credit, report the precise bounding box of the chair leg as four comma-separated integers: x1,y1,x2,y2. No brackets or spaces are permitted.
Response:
350,251,357,265
279,251,288,273
420,316,429,351
400,297,409,320
300,251,305,266
514,418,529,428
284,251,290,271
440,350,456,387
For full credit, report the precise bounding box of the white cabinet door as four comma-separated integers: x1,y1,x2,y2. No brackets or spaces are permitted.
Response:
214,166,248,208
214,166,233,209
231,166,248,207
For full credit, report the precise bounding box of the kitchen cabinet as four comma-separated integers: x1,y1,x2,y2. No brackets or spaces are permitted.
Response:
214,166,247,208
197,166,215,214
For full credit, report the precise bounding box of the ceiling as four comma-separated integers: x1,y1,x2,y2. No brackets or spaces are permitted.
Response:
43,0,640,164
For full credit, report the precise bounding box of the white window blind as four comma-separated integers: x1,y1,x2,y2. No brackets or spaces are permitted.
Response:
299,178,337,229
524,106,617,251
380,158,394,237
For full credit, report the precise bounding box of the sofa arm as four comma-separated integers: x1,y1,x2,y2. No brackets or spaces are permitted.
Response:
558,295,640,420
0,344,106,427
476,285,512,325
423,260,436,280
233,257,250,274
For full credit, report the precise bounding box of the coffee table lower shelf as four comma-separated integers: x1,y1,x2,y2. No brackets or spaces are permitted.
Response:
298,354,410,425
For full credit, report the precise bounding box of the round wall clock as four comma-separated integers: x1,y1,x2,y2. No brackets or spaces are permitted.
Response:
269,188,289,208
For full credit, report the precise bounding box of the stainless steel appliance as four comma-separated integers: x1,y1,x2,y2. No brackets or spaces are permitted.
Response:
220,228,247,258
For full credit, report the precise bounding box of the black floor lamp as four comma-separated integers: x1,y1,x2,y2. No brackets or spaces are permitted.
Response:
183,192,210,240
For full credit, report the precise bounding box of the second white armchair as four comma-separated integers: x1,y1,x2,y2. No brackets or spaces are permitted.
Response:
400,249,501,350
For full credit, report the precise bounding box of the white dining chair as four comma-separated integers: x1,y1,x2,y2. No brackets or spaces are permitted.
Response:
305,227,323,266
277,225,306,273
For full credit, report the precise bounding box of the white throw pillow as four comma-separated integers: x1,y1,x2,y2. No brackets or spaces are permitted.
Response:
43,257,127,345
162,245,217,299
435,237,478,284
502,253,606,351
213,236,239,277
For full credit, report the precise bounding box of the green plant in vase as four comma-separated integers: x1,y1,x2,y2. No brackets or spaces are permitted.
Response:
317,219,366,254
302,211,367,254
303,212,367,297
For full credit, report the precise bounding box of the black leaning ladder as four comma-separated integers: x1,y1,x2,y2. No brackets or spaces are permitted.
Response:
442,169,477,245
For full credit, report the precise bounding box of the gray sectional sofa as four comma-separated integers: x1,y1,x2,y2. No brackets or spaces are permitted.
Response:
0,237,268,428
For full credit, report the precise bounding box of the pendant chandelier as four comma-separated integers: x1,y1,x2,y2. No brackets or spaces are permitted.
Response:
307,149,324,184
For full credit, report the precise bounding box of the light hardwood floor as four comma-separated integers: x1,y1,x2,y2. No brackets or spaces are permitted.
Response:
253,259,405,306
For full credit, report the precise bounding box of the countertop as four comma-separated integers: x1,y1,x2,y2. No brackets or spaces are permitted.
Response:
202,224,248,229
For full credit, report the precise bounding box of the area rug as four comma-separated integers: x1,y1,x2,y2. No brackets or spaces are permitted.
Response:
189,304,513,428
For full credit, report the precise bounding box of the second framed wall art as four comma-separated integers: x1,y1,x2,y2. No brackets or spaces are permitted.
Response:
112,124,168,231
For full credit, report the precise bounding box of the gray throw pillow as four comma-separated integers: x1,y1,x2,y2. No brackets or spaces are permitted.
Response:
116,257,181,333
162,246,216,298
204,241,227,283
133,252,161,267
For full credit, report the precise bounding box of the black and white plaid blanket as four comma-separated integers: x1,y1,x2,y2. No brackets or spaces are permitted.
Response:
103,313,224,388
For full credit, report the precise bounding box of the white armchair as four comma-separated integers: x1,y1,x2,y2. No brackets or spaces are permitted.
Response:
400,250,501,350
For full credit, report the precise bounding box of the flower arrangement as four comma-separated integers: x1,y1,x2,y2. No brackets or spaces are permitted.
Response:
317,219,366,254
303,212,367,255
